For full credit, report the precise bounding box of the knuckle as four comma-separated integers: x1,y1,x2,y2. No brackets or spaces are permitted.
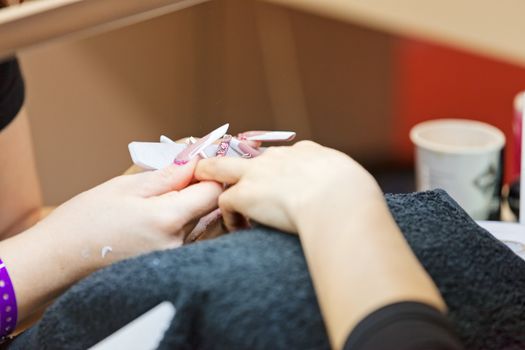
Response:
295,140,318,148
262,146,285,158
263,146,279,156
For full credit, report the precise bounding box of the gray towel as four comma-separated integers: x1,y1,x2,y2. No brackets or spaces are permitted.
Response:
9,190,525,349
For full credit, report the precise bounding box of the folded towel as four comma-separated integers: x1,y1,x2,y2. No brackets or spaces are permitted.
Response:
10,190,525,349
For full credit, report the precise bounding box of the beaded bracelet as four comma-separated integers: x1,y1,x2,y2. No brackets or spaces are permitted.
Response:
0,259,17,342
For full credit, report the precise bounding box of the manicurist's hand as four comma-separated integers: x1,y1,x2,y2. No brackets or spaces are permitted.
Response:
0,160,222,322
195,140,383,233
41,160,221,265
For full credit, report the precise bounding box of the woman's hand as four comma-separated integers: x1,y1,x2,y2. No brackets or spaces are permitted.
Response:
39,160,222,270
1,160,222,321
195,141,383,233
198,141,447,349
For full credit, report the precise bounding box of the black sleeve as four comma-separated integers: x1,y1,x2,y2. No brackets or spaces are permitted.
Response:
0,58,25,131
344,302,464,350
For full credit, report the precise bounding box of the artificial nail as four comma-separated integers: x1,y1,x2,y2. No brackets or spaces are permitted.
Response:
238,142,261,158
184,209,223,244
230,138,261,158
238,131,296,142
188,137,208,159
174,124,229,164
216,134,232,157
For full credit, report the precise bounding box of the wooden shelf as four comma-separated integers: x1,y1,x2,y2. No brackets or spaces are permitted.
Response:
2,0,525,66
264,0,525,66
0,0,208,59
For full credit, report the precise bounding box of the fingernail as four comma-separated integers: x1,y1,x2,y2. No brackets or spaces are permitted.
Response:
188,137,208,159
174,124,228,164
230,138,261,158
184,209,222,243
237,131,265,140
174,159,189,166
215,134,232,157
173,157,197,167
175,135,210,164
238,131,296,142
238,142,261,158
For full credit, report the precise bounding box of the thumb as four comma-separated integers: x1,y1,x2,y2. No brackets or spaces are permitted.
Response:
157,181,223,230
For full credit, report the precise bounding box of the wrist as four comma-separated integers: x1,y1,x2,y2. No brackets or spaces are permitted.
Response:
0,223,96,322
29,220,101,283
295,175,385,236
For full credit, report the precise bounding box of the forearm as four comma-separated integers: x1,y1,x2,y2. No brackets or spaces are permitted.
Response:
0,223,94,324
298,194,446,350
0,109,42,238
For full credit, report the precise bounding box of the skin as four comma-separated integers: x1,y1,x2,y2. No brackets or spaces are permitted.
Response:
195,141,447,350
0,109,223,326
1,159,222,323
0,110,42,238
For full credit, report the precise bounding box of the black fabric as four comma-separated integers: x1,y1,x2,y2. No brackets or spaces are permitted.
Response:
343,302,463,350
9,190,525,349
0,58,25,131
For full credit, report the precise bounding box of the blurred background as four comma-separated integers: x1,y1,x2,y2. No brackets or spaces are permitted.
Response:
18,0,525,205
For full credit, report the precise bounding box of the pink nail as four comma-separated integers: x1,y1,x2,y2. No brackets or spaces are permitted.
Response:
237,131,265,140
174,159,189,166
238,141,262,158
189,137,208,159
174,124,229,164
216,135,232,157
185,209,223,243
238,131,296,142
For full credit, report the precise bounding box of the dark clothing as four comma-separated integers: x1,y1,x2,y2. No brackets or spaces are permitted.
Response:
345,302,463,350
10,191,525,349
0,58,24,131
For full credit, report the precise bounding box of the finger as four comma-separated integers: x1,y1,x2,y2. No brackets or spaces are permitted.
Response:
179,217,200,240
183,208,223,244
195,157,250,184
217,186,250,232
133,159,197,197
196,215,228,241
161,181,223,226
222,211,250,232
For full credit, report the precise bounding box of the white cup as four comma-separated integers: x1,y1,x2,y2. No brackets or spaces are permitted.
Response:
410,119,506,220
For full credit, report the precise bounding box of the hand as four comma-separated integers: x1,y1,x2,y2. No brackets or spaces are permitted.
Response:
195,141,383,233
35,160,222,273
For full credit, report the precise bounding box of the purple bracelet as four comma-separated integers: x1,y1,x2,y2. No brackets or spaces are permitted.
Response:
0,259,17,342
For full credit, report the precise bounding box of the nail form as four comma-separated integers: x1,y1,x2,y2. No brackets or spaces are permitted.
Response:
174,124,229,164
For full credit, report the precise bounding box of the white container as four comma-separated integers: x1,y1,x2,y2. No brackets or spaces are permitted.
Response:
410,119,506,220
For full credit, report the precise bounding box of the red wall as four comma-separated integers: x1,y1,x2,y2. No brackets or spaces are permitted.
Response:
393,38,525,181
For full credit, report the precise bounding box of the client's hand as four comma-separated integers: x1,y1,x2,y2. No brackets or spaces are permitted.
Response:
195,141,383,233
197,141,449,350
35,160,222,272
